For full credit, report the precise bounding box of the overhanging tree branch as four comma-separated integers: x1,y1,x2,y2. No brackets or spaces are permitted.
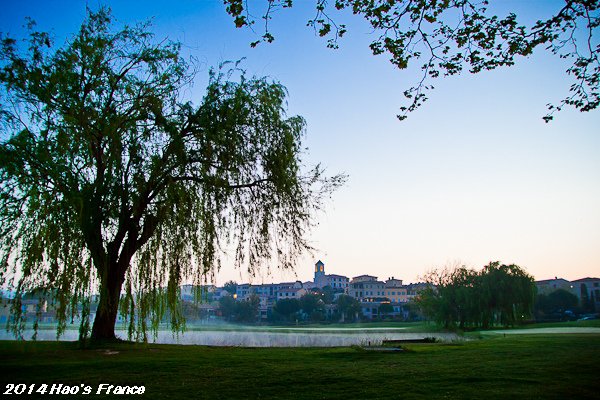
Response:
225,0,600,122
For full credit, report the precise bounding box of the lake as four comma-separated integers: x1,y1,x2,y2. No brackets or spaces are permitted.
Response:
0,326,461,347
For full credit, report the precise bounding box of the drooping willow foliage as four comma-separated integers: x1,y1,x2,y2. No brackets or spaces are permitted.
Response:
0,8,344,342
417,262,536,329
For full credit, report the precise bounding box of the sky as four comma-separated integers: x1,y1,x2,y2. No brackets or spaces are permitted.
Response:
1,1,598,286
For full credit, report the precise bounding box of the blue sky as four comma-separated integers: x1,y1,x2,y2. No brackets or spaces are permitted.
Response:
1,1,598,285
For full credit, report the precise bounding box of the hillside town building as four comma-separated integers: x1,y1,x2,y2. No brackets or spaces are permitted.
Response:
569,277,600,308
3,263,597,325
313,260,350,290
535,278,572,294
211,260,427,321
535,276,600,311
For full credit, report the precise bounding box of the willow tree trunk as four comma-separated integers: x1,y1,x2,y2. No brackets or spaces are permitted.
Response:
91,266,125,341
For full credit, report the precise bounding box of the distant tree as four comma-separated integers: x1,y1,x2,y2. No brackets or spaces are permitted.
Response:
579,284,595,312
533,293,551,319
219,296,237,320
0,8,343,342
218,294,260,322
223,281,238,296
300,293,323,315
548,289,579,311
321,285,335,304
309,310,325,322
417,266,479,329
378,302,394,318
225,0,599,122
336,294,361,322
418,262,535,329
534,289,579,320
234,294,260,323
403,300,423,321
273,298,301,321
478,262,536,328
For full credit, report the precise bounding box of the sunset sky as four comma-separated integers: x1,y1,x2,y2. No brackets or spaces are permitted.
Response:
1,1,598,286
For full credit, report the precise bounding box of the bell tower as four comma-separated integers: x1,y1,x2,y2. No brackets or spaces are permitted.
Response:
314,260,325,283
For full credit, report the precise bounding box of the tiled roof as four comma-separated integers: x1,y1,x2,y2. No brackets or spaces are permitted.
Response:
571,277,600,282
279,288,304,293
535,278,569,284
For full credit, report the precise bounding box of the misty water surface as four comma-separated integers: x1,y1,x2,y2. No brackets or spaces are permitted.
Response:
0,327,461,347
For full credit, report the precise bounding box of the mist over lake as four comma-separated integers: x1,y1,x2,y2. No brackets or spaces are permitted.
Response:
0,326,460,347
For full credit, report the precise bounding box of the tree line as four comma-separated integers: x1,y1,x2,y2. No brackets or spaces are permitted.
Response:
533,288,595,321
218,287,364,323
417,262,536,329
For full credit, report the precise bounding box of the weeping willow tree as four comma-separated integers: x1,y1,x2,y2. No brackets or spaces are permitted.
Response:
417,261,535,329
0,8,343,342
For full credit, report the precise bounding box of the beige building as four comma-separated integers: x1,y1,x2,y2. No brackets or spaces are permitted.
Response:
277,287,307,299
535,278,572,295
384,278,408,303
348,275,386,301
571,277,600,308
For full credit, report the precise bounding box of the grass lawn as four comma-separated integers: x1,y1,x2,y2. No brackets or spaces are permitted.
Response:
511,319,600,329
1,333,599,399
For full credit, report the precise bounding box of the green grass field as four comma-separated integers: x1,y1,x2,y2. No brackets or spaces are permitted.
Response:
1,331,599,399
